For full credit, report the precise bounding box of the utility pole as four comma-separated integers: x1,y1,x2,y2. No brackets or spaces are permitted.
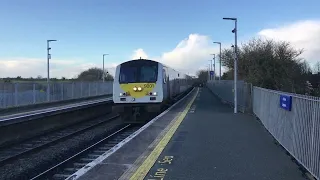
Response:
47,39,57,102
213,54,216,81
223,17,238,113
210,54,215,81
102,54,109,82
208,59,212,81
213,42,222,81
207,64,210,81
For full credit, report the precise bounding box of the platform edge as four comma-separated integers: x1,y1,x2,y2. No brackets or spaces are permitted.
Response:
64,88,196,180
128,88,199,180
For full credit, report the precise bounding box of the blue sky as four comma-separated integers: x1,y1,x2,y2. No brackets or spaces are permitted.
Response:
1,0,320,78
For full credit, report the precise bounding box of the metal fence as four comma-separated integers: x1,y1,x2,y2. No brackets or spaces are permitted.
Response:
0,81,113,109
253,86,320,179
207,80,320,179
206,80,253,113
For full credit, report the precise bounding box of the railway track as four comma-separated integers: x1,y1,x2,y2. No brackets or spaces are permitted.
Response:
30,124,141,180
0,114,119,165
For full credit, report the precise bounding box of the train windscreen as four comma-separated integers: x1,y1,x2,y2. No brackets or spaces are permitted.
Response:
119,60,158,83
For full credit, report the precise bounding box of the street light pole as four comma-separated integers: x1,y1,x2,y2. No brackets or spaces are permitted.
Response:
102,54,109,82
207,64,210,81
213,54,216,81
210,54,215,81
47,39,57,102
213,42,222,81
223,17,238,113
208,59,213,81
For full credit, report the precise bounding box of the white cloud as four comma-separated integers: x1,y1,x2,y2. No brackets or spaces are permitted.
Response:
131,48,148,59
3,20,319,79
0,58,117,79
130,34,227,77
258,20,320,66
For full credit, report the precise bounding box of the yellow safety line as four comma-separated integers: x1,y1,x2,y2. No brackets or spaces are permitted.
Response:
129,88,199,180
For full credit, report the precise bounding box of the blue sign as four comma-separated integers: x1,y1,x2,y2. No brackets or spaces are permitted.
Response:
280,95,292,111
210,71,214,75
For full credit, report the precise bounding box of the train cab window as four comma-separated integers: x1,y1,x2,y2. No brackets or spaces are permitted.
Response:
119,60,158,83
140,66,157,82
119,67,137,83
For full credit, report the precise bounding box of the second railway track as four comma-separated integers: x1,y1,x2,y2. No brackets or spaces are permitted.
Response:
30,124,141,180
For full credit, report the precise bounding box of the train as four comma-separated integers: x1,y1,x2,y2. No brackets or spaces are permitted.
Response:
112,58,194,123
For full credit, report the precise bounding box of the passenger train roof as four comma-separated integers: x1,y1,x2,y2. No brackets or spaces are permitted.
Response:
118,58,192,78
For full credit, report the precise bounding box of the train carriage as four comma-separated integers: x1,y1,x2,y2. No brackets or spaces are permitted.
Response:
112,58,193,123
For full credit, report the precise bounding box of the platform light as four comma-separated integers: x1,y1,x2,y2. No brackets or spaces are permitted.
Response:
223,17,238,114
47,39,57,102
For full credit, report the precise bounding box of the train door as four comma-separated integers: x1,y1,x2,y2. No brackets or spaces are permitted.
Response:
164,69,171,99
162,69,167,99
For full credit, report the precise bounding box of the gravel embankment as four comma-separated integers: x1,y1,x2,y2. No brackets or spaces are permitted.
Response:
0,114,123,180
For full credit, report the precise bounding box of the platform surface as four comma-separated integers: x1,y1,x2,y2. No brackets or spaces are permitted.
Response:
0,97,112,124
131,87,308,180
75,88,198,180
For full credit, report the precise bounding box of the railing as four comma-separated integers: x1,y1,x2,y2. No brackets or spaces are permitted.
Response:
206,80,253,113
207,80,320,179
0,81,113,109
253,87,320,179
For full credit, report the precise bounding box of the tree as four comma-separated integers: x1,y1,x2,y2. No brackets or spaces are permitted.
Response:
305,81,313,95
314,61,320,74
77,67,114,81
220,38,312,94
196,69,209,83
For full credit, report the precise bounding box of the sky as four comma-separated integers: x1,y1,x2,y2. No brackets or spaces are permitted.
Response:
0,0,320,78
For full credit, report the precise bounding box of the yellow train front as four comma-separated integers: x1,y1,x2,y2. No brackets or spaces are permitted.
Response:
112,58,193,123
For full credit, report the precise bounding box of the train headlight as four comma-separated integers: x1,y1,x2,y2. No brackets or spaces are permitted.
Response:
120,92,130,96
133,87,137,91
148,92,157,96
137,87,142,91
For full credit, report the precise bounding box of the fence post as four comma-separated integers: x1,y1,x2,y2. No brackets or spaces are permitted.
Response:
72,82,74,99
47,83,50,102
96,82,98,96
80,82,83,98
102,82,105,95
3,83,7,108
249,84,253,113
61,83,64,101
14,83,18,106
89,82,91,96
33,83,36,104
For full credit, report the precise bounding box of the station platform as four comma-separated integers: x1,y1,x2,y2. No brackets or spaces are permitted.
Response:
74,87,308,180
0,96,112,125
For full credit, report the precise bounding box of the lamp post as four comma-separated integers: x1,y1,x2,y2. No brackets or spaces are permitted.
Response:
213,42,222,81
210,54,216,81
223,17,238,113
102,54,109,82
47,39,57,102
207,64,211,81
208,59,212,80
